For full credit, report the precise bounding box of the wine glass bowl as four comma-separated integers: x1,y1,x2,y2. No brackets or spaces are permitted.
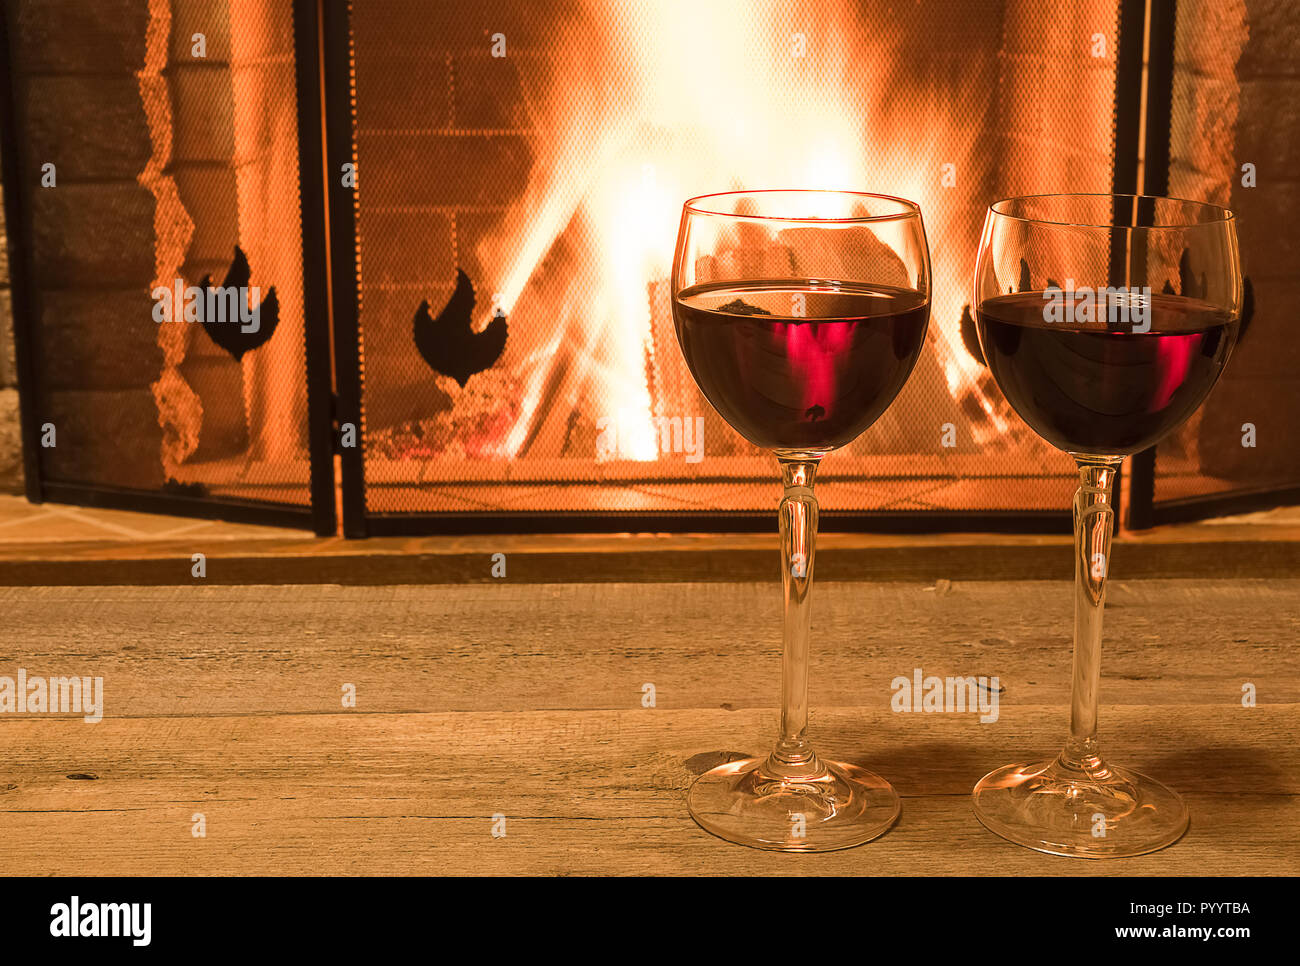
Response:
674,191,931,458
672,190,930,851
971,193,1242,858
974,194,1240,458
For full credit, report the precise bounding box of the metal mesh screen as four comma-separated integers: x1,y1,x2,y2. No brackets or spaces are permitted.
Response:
1154,0,1300,508
6,0,314,509
347,0,1119,521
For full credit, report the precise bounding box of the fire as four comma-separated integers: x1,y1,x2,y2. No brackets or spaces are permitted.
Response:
480,0,1005,459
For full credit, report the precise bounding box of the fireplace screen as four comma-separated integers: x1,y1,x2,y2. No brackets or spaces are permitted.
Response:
333,0,1124,532
1134,0,1300,524
0,0,335,531
2,0,1296,535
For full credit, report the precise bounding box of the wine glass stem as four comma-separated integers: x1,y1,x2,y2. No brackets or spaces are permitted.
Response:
1063,456,1124,772
769,456,823,779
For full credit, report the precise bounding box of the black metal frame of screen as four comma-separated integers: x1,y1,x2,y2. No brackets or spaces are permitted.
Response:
2,0,1295,537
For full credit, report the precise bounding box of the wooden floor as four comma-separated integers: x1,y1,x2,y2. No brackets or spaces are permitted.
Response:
1,579,1296,875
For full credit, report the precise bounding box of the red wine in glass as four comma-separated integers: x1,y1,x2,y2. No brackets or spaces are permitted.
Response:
671,190,930,852
976,291,1237,455
673,279,929,452
970,193,1244,860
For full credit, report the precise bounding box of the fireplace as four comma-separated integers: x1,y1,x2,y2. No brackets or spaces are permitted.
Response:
1,0,1296,536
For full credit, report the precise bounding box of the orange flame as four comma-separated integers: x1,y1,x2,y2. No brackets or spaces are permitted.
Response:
484,0,1009,457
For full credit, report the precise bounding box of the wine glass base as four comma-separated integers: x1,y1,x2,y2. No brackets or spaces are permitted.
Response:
687,756,900,852
972,757,1188,858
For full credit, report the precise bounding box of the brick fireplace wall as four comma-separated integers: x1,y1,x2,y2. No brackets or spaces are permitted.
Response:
0,164,19,492
2,0,166,494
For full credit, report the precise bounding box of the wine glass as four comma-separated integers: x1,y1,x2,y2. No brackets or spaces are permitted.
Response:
971,193,1242,857
671,190,930,851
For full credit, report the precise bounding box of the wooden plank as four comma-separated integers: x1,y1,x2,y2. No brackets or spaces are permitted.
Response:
0,705,1294,876
0,581,1295,714
0,527,1298,584
0,580,1294,875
